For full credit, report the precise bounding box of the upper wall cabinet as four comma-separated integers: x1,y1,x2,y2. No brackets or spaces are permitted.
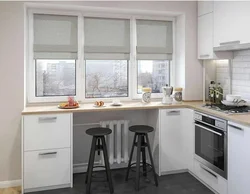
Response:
198,1,213,17
198,13,213,59
214,1,250,48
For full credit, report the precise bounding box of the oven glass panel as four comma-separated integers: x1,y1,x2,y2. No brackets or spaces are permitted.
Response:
195,124,225,171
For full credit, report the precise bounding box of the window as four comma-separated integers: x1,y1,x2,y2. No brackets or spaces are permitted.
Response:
36,60,76,97
28,10,174,102
136,19,173,96
85,60,128,98
137,60,170,94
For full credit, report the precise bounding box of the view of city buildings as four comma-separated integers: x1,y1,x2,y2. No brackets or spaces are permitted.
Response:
138,60,170,93
36,60,76,97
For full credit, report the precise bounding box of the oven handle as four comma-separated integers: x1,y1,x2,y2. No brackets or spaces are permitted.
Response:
195,123,223,136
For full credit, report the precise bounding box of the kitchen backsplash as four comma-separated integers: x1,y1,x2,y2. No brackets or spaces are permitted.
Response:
231,50,250,100
216,60,230,98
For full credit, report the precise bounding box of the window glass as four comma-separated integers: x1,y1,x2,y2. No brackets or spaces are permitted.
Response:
137,60,170,94
85,60,128,98
36,60,76,97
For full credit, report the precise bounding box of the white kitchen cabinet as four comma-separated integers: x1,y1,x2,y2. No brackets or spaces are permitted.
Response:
214,1,250,48
159,109,194,174
198,1,213,17
228,121,250,194
198,13,213,59
22,113,73,193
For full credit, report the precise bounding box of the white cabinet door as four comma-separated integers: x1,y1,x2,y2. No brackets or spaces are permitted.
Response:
198,13,213,59
198,1,213,17
159,109,194,174
228,121,250,194
24,148,71,190
214,1,250,47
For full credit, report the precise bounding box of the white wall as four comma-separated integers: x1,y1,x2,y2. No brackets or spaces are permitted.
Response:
0,2,24,182
0,1,201,183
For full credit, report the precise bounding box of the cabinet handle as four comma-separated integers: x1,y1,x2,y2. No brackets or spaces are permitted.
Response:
38,117,57,122
39,152,57,156
220,40,240,46
199,54,210,58
167,110,181,116
200,164,218,179
228,124,243,131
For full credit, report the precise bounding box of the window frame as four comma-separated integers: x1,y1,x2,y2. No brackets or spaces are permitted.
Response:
26,7,175,103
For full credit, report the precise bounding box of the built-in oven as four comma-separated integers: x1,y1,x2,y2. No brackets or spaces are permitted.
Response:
194,111,227,179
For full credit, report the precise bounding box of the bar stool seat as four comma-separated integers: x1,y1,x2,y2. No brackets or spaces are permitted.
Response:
125,125,158,191
85,127,113,194
129,125,154,133
86,127,112,136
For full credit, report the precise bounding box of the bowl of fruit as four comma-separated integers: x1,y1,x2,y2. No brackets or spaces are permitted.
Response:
58,97,80,109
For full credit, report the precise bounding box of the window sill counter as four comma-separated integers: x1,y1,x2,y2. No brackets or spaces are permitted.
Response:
22,101,250,127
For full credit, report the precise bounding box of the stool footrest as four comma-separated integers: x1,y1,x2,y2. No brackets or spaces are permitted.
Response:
129,162,153,173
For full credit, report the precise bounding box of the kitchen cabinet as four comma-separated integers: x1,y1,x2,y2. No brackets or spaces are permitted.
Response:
198,1,213,17
214,1,250,48
198,13,213,59
22,113,73,193
228,121,250,194
159,109,194,174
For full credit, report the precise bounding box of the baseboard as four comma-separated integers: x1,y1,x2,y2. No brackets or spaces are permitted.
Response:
0,179,21,188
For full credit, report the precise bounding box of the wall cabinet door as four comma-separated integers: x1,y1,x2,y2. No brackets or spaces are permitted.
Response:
159,109,194,174
198,13,213,59
228,121,250,194
214,1,250,47
198,1,213,17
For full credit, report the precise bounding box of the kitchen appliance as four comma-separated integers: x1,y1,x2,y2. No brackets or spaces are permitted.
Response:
203,103,250,114
194,111,227,179
162,85,173,104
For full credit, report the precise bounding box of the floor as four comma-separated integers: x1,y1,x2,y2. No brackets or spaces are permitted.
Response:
0,187,21,194
27,169,214,194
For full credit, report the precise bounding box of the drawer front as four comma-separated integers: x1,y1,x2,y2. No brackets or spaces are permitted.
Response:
24,148,71,189
194,160,227,194
24,114,71,151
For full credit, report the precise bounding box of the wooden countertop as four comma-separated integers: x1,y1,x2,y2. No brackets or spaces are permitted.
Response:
22,101,250,126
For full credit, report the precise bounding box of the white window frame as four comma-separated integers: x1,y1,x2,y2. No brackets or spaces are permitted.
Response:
26,4,175,104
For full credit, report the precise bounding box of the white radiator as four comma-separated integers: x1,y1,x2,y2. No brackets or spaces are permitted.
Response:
100,120,129,165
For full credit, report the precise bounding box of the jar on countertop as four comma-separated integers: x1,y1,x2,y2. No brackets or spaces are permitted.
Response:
142,87,152,103
173,87,183,102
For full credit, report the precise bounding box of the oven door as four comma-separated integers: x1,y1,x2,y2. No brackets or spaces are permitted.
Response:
195,122,227,179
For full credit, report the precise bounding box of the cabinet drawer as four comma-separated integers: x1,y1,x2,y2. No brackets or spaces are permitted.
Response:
24,148,71,189
194,160,227,194
24,114,71,151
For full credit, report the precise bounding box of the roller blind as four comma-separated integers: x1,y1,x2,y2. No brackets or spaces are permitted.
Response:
33,14,78,59
136,20,173,60
84,17,130,60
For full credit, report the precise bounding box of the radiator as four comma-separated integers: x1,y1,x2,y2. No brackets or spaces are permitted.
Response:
100,120,129,165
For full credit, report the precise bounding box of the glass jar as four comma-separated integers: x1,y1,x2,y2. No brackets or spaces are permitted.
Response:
173,87,183,103
142,87,152,103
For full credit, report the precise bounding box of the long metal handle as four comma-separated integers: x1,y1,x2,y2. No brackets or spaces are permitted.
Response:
167,110,181,116
195,123,223,136
39,152,57,156
38,117,57,122
200,164,218,179
220,40,240,46
228,124,243,131
199,54,210,57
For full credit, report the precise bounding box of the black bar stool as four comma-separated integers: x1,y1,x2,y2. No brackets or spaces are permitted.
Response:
125,125,158,191
85,127,114,194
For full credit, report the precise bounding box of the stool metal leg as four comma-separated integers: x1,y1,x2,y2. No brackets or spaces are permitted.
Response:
135,134,142,191
141,135,147,177
125,133,137,181
145,134,158,187
101,136,114,194
86,137,97,194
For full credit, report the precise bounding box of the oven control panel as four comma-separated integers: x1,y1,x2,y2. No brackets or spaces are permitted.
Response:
215,120,227,130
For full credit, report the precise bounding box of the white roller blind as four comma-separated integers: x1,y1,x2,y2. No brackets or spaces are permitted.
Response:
34,14,78,59
136,20,173,60
84,17,130,60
